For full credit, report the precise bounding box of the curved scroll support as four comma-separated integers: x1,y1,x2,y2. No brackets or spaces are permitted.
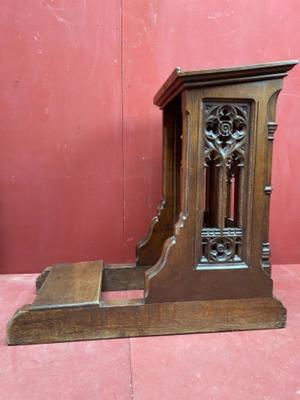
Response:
136,199,175,266
136,215,159,250
144,207,192,303
136,199,165,251
144,213,206,303
144,235,176,298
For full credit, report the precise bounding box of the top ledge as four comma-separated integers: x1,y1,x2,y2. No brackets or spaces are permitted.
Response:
154,60,298,108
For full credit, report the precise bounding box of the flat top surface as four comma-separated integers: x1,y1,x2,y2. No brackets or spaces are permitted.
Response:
31,261,103,309
174,60,297,78
154,60,298,106
1,265,300,400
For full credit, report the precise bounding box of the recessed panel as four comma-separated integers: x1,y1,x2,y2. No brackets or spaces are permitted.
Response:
199,102,250,268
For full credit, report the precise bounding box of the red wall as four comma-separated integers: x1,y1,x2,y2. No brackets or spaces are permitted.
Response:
1,0,300,273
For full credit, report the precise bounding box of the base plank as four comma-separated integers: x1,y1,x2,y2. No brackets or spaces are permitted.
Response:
7,296,286,345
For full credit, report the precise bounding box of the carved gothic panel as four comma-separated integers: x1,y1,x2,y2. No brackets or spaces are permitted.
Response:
200,102,250,266
204,103,249,167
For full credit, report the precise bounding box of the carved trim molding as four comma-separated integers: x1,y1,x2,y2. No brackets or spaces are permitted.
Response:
267,122,277,141
261,241,271,269
264,186,273,195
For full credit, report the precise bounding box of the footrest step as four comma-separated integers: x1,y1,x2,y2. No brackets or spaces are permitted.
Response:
31,260,103,310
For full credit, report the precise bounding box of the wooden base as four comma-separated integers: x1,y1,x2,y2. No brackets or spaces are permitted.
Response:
7,261,286,345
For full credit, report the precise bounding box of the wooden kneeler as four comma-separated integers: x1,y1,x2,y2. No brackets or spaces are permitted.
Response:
7,60,297,345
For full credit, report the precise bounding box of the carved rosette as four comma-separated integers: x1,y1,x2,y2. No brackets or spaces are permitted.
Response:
204,103,248,167
200,228,242,263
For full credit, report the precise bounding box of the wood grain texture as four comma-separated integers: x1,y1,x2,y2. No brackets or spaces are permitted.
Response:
7,297,286,345
35,267,52,292
32,261,103,310
103,264,147,291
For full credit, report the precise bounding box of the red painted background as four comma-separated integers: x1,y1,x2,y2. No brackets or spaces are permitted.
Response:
1,0,300,273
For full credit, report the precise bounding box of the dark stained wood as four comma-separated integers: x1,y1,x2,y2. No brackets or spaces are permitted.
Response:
7,296,286,345
145,63,297,303
154,60,298,108
7,60,297,345
136,97,182,266
32,261,103,309
103,264,147,291
35,266,52,292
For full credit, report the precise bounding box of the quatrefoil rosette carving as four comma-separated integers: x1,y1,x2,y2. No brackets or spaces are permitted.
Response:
204,104,248,166
209,237,235,262
200,228,242,264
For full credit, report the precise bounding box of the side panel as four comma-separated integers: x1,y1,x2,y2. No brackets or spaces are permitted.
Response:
146,80,282,303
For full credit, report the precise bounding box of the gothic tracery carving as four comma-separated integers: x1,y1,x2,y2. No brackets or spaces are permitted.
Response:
204,103,249,167
200,102,250,266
